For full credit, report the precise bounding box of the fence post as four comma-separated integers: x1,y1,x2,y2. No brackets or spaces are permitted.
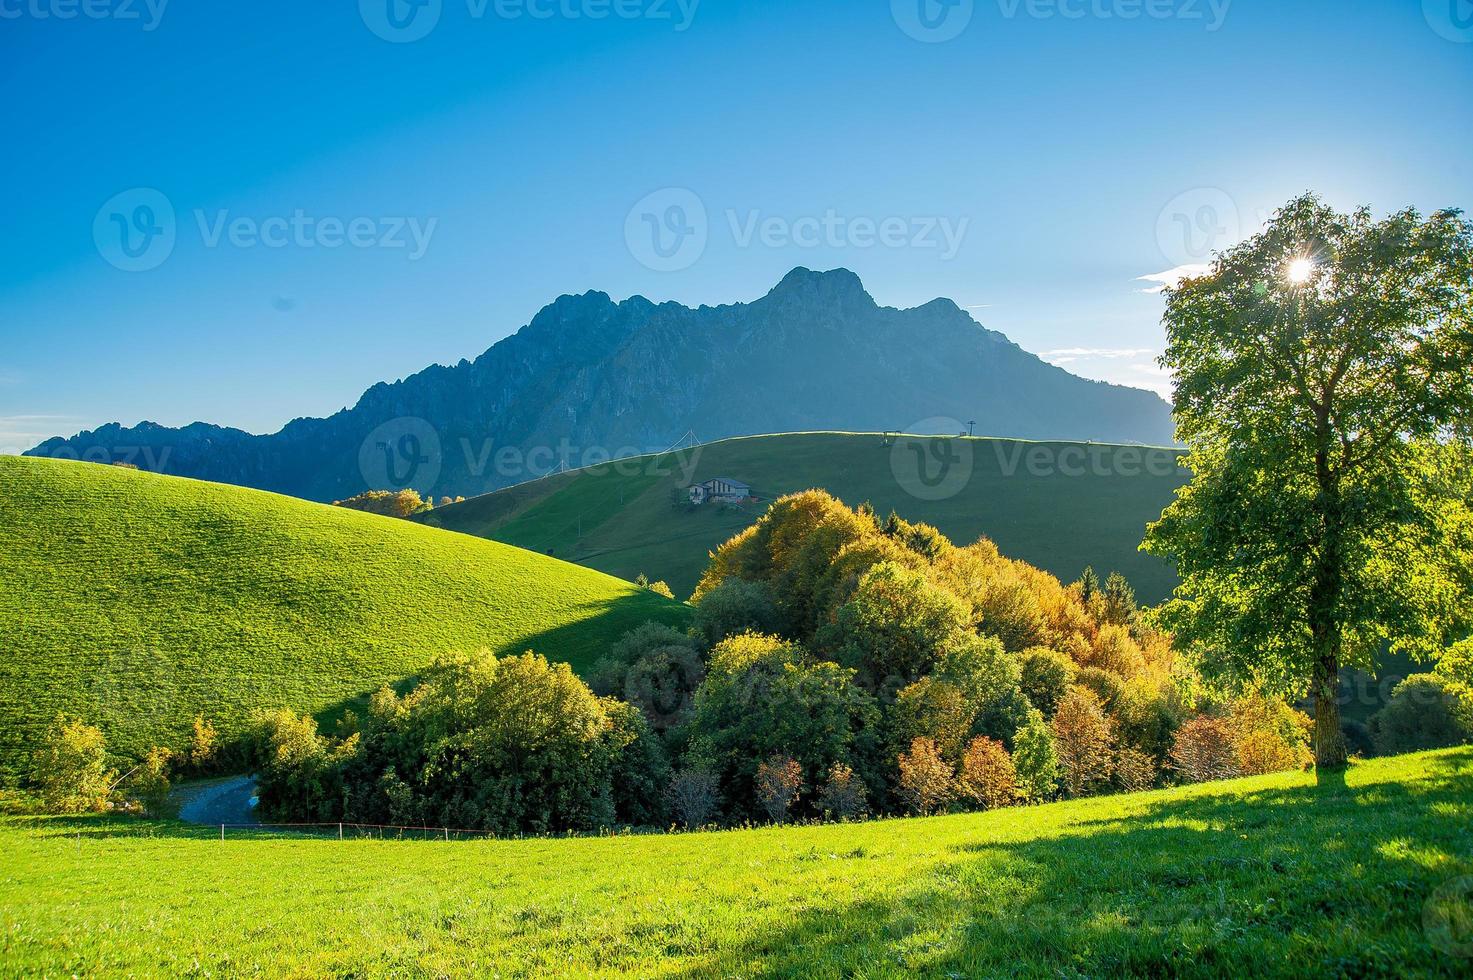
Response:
444,827,448,842
338,822,343,841
220,824,224,842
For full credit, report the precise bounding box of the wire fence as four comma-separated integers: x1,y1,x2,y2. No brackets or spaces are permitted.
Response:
215,821,501,842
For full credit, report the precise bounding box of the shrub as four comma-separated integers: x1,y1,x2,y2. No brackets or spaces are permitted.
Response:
817,762,868,820
31,714,114,814
666,767,720,828
331,489,430,518
1230,695,1312,774
1011,708,1060,802
1075,667,1126,712
823,561,970,685
692,578,780,647
754,754,804,824
897,736,954,815
958,736,1016,809
1171,715,1241,783
188,715,218,772
1052,687,1116,798
1114,746,1158,793
1114,679,1184,768
1370,674,1473,754
1020,648,1076,718
129,746,176,818
687,633,878,821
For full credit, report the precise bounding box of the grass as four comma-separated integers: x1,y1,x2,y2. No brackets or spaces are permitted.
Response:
1,748,1469,977
0,457,687,782
418,431,1189,603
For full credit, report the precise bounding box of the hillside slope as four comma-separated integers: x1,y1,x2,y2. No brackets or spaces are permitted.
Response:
3,749,1468,976
420,431,1189,603
26,268,1175,501
0,457,686,780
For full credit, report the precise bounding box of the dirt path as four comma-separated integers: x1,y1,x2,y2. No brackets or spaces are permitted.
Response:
175,776,258,825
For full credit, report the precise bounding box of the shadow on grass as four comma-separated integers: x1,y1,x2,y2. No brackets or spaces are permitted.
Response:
672,751,1473,978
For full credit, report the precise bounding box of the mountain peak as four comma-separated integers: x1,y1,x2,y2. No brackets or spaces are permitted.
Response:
764,267,871,305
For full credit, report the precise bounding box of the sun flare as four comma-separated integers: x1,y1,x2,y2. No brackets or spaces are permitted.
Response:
1287,258,1315,284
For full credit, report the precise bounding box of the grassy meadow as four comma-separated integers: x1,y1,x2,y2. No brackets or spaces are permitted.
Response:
1,748,1469,977
0,457,687,781
420,431,1188,603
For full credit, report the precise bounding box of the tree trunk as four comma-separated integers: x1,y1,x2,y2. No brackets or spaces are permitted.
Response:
1311,650,1348,769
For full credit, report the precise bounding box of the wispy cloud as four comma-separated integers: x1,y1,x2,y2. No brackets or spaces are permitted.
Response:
0,415,86,455
1038,347,1156,366
1136,264,1211,294
1036,349,1172,399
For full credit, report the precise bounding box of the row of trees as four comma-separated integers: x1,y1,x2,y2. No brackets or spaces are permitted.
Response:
330,489,463,519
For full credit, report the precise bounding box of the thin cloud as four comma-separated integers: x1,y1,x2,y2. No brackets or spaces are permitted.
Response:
1136,264,1211,294
1039,347,1155,366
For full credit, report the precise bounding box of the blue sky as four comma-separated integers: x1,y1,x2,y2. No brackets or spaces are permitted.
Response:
1,0,1470,451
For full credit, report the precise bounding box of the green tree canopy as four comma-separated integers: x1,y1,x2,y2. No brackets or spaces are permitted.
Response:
1145,193,1473,768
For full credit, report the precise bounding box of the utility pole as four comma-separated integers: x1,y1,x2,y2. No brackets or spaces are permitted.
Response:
967,420,976,437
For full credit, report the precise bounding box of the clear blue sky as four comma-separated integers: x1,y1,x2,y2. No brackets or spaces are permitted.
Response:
2,0,1469,451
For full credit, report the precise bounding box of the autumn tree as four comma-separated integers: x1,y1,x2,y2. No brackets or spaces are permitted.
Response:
1051,687,1116,798
958,736,1017,810
897,736,953,815
754,754,804,824
1146,195,1473,769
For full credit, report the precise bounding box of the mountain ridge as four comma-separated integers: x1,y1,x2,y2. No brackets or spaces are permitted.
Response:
27,268,1175,501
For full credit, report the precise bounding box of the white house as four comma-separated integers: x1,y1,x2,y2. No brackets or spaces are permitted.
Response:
689,477,752,505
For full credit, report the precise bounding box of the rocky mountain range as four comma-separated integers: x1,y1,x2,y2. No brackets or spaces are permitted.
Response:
26,268,1176,501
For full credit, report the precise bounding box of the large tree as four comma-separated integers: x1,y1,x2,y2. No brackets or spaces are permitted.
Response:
1145,194,1473,769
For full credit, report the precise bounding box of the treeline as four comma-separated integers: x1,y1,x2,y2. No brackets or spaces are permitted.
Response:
28,491,1472,827
331,489,464,519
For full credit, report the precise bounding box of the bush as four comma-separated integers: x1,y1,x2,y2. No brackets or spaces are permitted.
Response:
1075,667,1126,712
31,714,114,814
687,633,878,821
1230,695,1312,774
666,767,720,828
129,746,176,818
188,715,218,772
1051,687,1116,798
1370,675,1473,754
897,736,954,815
259,651,663,834
692,578,780,647
1011,708,1060,802
1171,715,1240,783
817,762,868,820
754,754,804,824
823,561,970,685
1020,648,1076,718
1114,746,1158,792
958,737,1016,810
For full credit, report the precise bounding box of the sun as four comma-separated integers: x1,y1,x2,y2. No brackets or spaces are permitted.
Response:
1287,258,1315,284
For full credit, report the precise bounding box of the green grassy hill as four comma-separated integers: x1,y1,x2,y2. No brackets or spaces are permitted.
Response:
0,457,686,781
3,748,1468,976
419,431,1188,603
